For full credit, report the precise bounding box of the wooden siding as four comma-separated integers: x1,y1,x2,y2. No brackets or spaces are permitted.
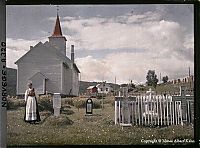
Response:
16,45,62,94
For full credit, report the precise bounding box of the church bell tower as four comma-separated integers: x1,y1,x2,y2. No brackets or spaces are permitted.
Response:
48,14,67,56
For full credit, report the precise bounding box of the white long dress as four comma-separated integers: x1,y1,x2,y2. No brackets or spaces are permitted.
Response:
24,88,40,122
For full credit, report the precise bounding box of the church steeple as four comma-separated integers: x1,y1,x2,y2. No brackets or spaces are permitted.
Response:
48,13,67,56
51,14,63,37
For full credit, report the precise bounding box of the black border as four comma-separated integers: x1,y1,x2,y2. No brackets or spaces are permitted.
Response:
5,0,199,147
5,0,198,5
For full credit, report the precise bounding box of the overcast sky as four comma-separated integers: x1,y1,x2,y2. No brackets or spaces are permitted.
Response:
6,4,194,84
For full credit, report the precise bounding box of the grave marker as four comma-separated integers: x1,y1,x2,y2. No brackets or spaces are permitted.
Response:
85,98,93,115
172,86,193,124
53,93,61,116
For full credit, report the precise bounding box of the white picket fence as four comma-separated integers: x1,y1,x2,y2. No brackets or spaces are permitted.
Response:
114,95,194,126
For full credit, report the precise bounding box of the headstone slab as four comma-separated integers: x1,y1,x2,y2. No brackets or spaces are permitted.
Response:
53,93,61,108
86,98,93,115
53,93,61,116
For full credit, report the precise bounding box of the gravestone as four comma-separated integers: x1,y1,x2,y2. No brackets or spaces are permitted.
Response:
85,98,93,115
53,93,61,116
172,86,194,123
146,88,155,97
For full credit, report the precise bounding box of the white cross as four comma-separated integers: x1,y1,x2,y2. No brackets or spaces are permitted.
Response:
172,86,193,122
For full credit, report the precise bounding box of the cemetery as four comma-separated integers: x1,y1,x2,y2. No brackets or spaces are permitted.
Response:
5,5,195,146
7,84,194,145
115,86,194,127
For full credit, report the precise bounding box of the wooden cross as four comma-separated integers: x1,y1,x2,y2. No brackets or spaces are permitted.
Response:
146,88,155,100
172,86,193,122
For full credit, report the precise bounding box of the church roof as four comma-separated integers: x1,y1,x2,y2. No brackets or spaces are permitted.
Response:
15,14,80,73
51,14,63,37
15,41,80,73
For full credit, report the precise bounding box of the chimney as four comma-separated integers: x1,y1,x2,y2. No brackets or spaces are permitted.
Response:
71,45,74,63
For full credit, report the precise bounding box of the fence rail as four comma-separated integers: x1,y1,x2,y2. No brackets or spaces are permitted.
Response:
114,95,194,126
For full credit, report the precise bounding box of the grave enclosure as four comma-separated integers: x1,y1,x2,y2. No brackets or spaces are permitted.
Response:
114,86,194,126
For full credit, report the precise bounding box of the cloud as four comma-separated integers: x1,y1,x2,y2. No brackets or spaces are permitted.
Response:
7,5,194,84
76,52,194,84
62,8,194,84
59,11,192,57
6,37,47,68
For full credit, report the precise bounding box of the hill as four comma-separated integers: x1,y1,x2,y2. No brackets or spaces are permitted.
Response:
7,67,17,96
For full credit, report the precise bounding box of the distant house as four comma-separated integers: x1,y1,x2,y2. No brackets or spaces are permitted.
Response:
86,85,98,96
96,83,113,94
15,14,80,96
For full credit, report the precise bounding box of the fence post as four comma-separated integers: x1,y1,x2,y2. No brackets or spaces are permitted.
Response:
135,99,137,125
147,96,150,125
187,101,190,123
150,96,153,125
157,96,159,126
160,96,162,126
119,101,121,124
132,101,134,124
163,96,166,125
166,96,169,126
170,97,172,125
172,101,175,125
115,101,118,124
128,102,130,124
141,96,143,125
122,101,124,124
153,96,156,125
138,97,140,125
180,102,183,126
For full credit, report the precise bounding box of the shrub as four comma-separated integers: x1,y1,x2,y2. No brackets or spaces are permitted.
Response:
73,99,85,111
37,96,53,113
62,98,74,106
103,99,114,105
60,108,74,115
18,99,26,107
72,98,102,110
93,100,102,109
96,95,105,100
7,98,15,110
7,98,25,110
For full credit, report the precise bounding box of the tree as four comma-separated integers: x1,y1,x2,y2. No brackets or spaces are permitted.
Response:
146,70,158,88
162,76,169,83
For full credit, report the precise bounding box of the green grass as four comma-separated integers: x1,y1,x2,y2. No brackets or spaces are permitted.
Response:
7,98,194,146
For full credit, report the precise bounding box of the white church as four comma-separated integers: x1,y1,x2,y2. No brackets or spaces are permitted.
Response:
15,14,80,96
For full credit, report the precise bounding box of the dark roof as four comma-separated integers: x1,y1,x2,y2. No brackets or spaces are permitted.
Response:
73,63,80,73
52,14,63,37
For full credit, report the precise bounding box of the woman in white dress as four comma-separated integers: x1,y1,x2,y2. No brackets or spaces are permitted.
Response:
24,82,41,124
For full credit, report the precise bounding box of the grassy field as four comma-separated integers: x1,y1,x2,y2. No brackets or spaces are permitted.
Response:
7,97,194,146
